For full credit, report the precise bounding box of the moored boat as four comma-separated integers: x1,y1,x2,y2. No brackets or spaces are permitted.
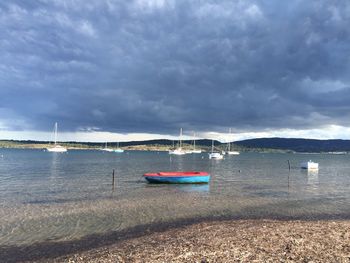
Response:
114,142,124,153
169,128,187,155
227,151,240,155
144,171,210,184
190,132,202,153
101,142,114,152
46,122,67,153
208,140,223,159
209,152,224,159
226,128,240,155
301,160,319,170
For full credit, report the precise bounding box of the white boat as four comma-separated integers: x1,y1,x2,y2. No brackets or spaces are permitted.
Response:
209,152,224,159
47,123,67,153
227,151,240,155
47,145,67,152
190,132,202,153
114,142,124,153
227,128,240,155
301,160,319,170
169,148,187,155
169,128,187,155
208,140,223,159
101,142,114,152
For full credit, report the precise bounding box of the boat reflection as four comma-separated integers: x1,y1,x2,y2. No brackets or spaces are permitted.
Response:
49,152,60,178
175,184,210,193
307,169,319,184
301,169,319,193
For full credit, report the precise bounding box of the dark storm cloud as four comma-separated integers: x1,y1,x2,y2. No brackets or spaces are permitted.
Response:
1,0,350,134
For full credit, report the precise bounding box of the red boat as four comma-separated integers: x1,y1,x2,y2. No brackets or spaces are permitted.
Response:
143,171,210,184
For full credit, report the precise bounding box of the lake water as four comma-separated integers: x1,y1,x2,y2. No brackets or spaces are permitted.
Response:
0,149,349,248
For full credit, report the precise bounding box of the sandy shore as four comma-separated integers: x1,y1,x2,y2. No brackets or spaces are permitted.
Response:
39,219,350,263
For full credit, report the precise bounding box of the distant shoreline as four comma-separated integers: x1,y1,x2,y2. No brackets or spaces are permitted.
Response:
0,146,348,154
1,138,350,153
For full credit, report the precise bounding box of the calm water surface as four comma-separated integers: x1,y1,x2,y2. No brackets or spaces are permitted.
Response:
0,149,349,247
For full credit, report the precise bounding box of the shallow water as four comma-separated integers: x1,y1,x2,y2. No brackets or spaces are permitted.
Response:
0,149,349,247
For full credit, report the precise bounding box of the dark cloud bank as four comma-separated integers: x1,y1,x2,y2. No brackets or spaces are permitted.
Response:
0,0,350,135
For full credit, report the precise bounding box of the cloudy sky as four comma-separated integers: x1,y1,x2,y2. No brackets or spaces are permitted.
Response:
1,0,350,142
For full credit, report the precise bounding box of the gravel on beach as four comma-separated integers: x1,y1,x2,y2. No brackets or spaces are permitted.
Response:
50,219,350,263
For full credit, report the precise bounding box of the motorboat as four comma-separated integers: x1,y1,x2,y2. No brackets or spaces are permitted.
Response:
301,160,319,170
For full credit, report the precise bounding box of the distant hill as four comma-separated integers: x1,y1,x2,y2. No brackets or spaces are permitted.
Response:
0,139,219,150
235,138,350,153
2,138,350,152
115,139,216,147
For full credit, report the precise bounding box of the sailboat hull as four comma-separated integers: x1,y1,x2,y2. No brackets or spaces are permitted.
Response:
227,151,240,155
47,146,67,152
209,153,223,159
47,123,67,153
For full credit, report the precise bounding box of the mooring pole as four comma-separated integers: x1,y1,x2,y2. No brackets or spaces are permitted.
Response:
287,160,290,191
112,169,115,190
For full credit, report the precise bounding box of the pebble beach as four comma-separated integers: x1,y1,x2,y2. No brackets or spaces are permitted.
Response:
43,219,350,263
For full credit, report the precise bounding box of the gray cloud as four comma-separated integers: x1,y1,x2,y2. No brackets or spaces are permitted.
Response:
1,0,350,135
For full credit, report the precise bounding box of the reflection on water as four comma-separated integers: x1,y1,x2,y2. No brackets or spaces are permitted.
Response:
300,168,319,193
306,169,319,193
175,184,210,193
0,150,349,247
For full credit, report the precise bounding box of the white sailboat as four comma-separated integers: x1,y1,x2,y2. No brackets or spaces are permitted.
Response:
47,122,67,153
169,128,187,155
190,132,202,153
227,128,240,155
114,142,124,153
101,142,114,152
208,140,223,159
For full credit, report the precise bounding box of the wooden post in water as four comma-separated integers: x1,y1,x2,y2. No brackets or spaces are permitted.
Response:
112,169,115,190
287,161,290,191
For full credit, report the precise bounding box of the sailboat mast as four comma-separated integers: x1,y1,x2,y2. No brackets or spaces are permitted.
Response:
211,139,214,153
193,132,196,151
179,128,182,148
228,128,231,151
54,122,58,145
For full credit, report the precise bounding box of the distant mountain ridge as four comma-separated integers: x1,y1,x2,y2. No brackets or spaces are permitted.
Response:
235,138,350,153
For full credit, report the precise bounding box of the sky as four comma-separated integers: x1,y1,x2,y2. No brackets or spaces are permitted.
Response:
1,0,350,142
